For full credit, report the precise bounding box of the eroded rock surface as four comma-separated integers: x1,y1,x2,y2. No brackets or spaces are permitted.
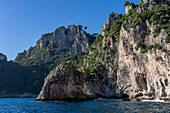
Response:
101,12,120,36
36,0,170,101
117,20,170,100
15,25,95,61
36,62,91,101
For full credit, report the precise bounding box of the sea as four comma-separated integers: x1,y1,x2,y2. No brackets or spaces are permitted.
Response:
0,98,169,113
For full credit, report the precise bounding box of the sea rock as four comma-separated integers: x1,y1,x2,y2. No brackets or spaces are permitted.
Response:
36,62,91,101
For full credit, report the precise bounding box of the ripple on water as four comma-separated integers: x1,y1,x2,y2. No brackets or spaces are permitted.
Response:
0,98,169,113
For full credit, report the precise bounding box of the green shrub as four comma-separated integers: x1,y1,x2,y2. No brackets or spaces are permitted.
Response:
133,7,138,14
162,48,166,52
155,0,162,4
155,43,162,50
84,26,88,30
128,10,132,16
133,53,136,60
136,42,145,50
139,0,144,7
150,14,159,22
103,45,110,50
110,12,115,17
165,36,170,43
84,67,91,75
124,1,131,7
94,34,103,44
77,25,83,29
156,56,163,61
154,26,161,35
42,32,53,37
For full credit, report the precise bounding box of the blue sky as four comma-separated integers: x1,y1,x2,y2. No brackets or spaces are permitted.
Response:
0,0,140,60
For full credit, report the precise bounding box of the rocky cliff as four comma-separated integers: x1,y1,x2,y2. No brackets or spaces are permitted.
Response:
0,0,168,100
36,12,123,100
117,0,170,100
15,25,95,61
36,62,91,101
36,0,169,101
0,25,95,96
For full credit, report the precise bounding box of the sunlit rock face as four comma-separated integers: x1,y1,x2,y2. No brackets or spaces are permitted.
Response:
101,12,119,36
36,62,91,101
117,19,169,100
125,5,134,14
15,25,95,61
36,1,170,101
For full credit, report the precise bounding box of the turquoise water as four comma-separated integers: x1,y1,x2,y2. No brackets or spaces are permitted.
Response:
0,98,169,113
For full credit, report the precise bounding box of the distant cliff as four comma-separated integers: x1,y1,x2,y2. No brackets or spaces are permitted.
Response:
15,25,95,61
0,25,95,96
0,53,37,96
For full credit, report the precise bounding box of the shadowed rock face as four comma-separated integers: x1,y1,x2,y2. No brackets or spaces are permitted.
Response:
36,62,91,101
0,53,7,61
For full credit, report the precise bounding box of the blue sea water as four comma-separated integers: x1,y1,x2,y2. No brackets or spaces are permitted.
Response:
0,98,169,113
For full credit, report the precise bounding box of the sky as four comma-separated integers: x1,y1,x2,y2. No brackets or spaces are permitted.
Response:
0,0,140,60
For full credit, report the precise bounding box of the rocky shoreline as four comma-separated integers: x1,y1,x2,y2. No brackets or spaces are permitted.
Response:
0,93,38,98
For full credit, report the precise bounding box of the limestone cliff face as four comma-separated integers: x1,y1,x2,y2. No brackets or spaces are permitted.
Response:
35,25,94,54
36,62,90,101
15,25,95,61
117,19,169,100
36,0,169,101
136,0,170,14
0,53,7,61
125,5,133,14
101,12,120,36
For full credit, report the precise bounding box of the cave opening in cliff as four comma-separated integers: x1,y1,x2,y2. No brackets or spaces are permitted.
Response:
122,94,129,98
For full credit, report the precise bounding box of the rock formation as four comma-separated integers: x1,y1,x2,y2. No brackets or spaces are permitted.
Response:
15,25,95,61
0,0,169,100
36,62,91,101
0,53,7,61
101,12,120,36
117,21,169,100
125,4,134,14
0,25,95,97
37,0,170,100
116,0,170,100
10,25,95,96
36,0,170,101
